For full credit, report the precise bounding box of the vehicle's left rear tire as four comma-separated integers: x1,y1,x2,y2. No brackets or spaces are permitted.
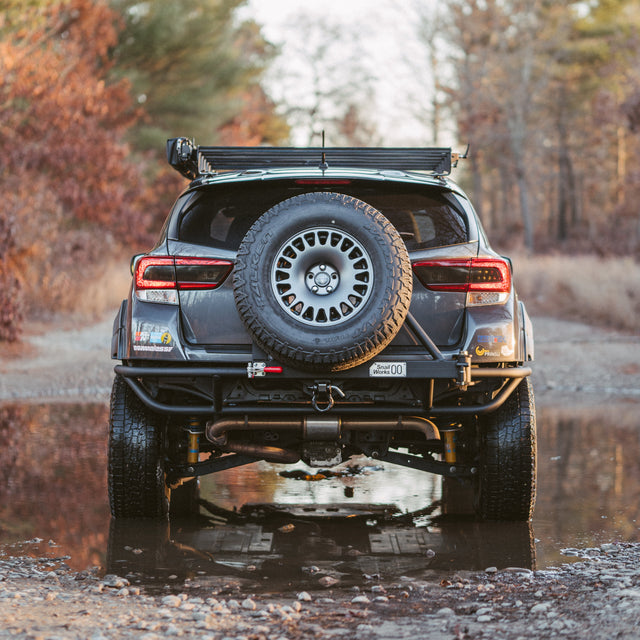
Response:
476,378,537,521
108,375,169,519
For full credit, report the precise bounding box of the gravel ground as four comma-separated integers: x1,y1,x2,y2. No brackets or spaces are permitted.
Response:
2,543,640,639
1,313,639,638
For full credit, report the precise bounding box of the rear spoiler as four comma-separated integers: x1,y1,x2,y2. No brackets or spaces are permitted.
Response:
166,137,456,180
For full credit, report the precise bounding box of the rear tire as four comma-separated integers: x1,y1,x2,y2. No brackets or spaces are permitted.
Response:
108,375,169,519
477,378,537,521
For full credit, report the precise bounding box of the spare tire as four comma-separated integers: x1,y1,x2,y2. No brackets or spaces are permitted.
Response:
233,192,412,371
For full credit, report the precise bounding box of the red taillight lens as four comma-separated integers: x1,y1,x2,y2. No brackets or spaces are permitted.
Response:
135,257,176,289
467,259,511,292
413,258,510,293
174,258,233,289
135,257,233,291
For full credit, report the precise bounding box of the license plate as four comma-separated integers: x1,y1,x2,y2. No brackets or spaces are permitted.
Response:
368,362,407,377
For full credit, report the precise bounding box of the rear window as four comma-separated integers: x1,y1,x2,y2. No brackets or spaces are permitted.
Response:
177,181,468,251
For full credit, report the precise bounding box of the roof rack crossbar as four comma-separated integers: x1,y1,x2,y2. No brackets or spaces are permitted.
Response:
167,138,453,179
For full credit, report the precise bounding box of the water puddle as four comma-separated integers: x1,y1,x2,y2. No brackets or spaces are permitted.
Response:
0,401,638,592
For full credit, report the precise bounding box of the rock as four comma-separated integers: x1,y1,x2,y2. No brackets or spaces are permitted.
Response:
101,575,129,589
241,598,256,610
318,575,340,588
436,607,455,616
297,591,312,601
351,595,370,605
530,602,552,614
161,595,182,608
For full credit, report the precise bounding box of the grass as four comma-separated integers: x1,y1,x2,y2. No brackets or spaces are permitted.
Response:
23,257,132,323
511,254,640,332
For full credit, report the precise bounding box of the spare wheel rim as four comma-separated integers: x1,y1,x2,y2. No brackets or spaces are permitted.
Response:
270,227,373,327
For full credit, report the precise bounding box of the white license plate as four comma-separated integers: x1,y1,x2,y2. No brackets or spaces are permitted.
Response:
368,362,407,377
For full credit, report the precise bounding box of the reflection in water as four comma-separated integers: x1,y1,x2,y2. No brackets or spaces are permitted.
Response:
0,403,110,570
533,403,640,566
0,401,639,587
107,514,535,592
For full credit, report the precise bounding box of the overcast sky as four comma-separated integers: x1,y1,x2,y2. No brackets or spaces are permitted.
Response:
241,0,443,145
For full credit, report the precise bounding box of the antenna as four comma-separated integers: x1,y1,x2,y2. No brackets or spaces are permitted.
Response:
320,130,328,170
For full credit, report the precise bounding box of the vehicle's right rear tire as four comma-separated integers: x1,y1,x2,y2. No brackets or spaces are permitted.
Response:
108,375,169,519
476,378,537,521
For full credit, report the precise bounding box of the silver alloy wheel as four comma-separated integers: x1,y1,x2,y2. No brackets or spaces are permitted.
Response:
271,227,373,326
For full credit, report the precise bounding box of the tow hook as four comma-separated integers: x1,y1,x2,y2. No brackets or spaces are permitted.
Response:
456,351,472,390
308,382,345,413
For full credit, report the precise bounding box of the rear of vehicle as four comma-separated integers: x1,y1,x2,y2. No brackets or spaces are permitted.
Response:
109,141,535,521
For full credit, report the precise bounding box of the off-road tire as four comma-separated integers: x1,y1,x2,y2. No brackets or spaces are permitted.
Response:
477,378,537,521
108,375,169,518
234,192,412,371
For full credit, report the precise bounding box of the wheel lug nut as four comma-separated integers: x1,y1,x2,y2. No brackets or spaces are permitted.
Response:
319,264,326,271
326,286,333,293
312,286,318,293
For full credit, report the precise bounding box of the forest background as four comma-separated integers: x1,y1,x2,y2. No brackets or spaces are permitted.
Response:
1,0,639,343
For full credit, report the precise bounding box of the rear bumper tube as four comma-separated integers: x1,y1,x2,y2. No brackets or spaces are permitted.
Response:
114,362,531,417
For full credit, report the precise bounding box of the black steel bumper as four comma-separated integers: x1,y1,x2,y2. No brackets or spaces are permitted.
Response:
113,356,532,418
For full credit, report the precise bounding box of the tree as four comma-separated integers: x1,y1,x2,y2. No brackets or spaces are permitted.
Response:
416,0,640,253
0,0,151,337
110,0,287,149
263,13,378,146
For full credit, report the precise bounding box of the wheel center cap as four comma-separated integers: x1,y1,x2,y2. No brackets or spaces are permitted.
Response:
306,263,339,296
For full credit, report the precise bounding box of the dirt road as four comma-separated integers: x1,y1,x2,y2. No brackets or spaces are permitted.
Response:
1,315,639,639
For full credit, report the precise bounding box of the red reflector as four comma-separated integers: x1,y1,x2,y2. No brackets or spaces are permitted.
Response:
294,179,352,185
263,366,283,373
412,258,510,293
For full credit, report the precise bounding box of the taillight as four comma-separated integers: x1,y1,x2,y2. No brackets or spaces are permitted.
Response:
174,258,233,290
134,256,233,304
135,257,176,290
412,258,511,305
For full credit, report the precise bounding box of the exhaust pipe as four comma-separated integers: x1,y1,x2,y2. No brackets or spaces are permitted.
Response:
205,415,439,460
223,442,300,463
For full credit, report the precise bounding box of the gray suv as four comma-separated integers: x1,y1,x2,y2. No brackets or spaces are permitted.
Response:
109,140,536,521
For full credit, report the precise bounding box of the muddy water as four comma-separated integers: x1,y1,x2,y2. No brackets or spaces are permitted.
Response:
1,402,639,591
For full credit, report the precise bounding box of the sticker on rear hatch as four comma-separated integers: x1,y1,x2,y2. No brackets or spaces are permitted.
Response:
369,362,407,377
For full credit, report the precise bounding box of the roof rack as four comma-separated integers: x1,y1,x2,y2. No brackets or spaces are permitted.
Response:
166,138,453,180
